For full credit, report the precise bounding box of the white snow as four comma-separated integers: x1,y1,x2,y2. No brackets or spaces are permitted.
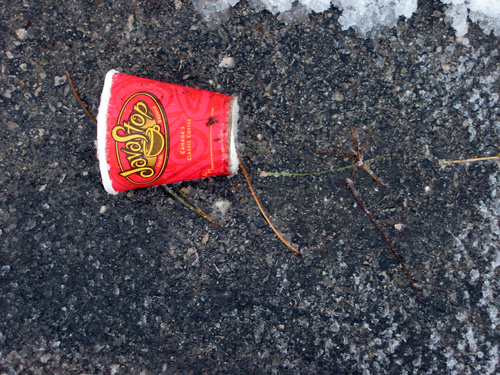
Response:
332,0,417,37
192,0,500,38
443,0,500,37
214,199,232,216
450,169,500,373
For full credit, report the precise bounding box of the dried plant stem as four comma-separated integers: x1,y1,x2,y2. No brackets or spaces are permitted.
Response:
238,151,302,257
345,178,424,304
245,147,272,152
439,153,500,165
359,161,387,187
260,155,387,177
310,129,387,187
162,185,219,227
66,70,97,125
349,128,386,187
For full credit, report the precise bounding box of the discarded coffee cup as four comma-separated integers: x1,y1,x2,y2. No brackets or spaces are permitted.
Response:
97,70,239,194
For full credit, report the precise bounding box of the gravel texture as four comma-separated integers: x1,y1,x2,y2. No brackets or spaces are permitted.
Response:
1,1,499,374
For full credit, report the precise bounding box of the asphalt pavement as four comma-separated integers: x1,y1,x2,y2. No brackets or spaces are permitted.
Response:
1,1,499,374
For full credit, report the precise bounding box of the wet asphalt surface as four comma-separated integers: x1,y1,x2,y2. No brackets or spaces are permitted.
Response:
1,0,500,374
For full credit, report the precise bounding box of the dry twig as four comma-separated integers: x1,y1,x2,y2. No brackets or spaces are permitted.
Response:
337,130,423,303
346,179,424,304
342,129,386,187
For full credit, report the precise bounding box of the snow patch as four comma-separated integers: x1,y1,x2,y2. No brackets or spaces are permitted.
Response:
443,0,500,37
214,199,232,216
192,0,500,38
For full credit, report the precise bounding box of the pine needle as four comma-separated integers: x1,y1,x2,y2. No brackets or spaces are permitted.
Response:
260,155,387,177
439,153,500,165
162,185,219,227
66,70,97,125
238,151,302,257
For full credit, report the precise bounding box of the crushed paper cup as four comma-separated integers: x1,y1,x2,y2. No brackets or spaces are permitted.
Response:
96,70,239,194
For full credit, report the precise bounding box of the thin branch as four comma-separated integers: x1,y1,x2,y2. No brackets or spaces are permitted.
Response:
345,178,424,304
66,69,97,125
238,151,302,257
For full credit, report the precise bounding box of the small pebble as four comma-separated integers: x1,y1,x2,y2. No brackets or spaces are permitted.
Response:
16,28,28,40
219,57,235,69
54,75,67,86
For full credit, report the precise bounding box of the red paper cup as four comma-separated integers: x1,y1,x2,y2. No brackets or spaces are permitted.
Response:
97,70,239,194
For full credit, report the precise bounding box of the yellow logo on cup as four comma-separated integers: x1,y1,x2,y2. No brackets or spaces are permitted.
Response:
111,93,168,184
